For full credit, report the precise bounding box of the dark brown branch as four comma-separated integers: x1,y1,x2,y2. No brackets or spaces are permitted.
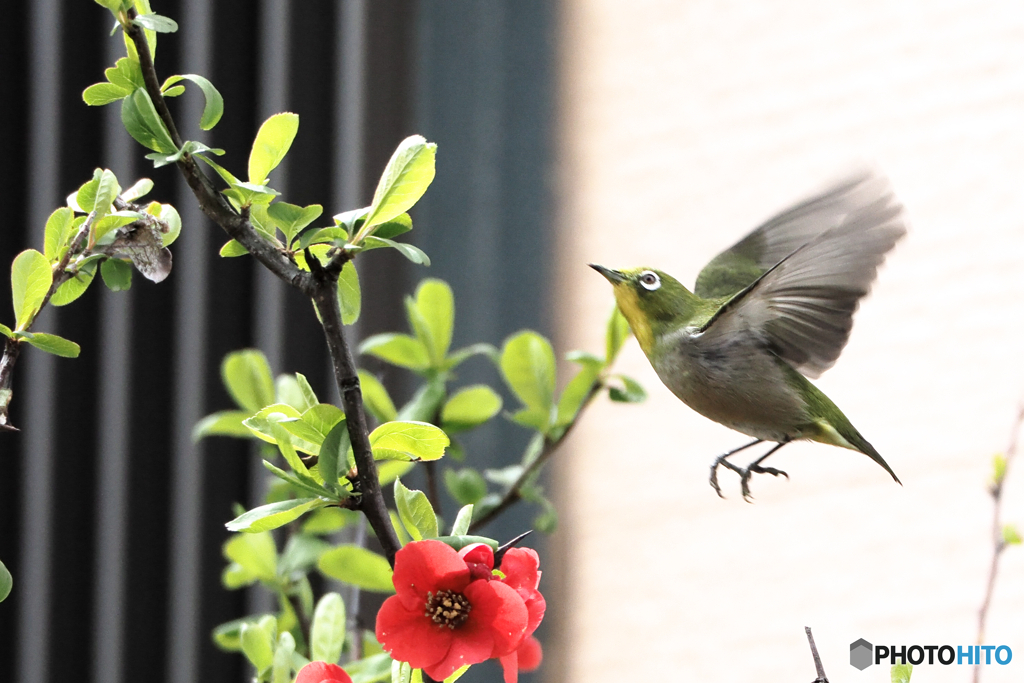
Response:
805,627,828,683
309,261,401,566
973,404,1024,683
124,13,399,566
469,381,602,533
124,10,310,291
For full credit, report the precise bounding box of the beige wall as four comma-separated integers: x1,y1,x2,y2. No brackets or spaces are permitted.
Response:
551,1,1024,681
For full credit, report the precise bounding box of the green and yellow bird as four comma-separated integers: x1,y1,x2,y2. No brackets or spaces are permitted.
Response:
592,171,906,500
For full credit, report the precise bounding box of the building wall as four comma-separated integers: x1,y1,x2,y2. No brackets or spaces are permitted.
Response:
553,1,1024,680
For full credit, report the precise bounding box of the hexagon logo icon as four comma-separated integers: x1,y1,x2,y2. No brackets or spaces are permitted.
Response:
850,638,873,670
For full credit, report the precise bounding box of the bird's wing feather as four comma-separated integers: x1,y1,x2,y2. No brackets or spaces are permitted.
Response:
694,170,895,299
698,188,906,378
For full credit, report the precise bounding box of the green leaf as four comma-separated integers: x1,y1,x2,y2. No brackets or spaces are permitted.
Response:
338,261,361,326
608,375,646,403
444,469,487,506
450,505,473,536
278,534,331,576
272,632,296,683
442,342,498,371
100,258,133,291
145,140,224,168
310,592,346,664
147,201,181,247
133,13,178,33
295,373,319,408
92,211,144,243
213,616,271,652
266,202,322,243
121,88,177,154
891,663,913,683
222,349,275,412
301,403,346,441
392,660,412,683
992,453,1007,485
276,374,315,413
121,178,154,202
241,622,275,674
11,249,52,330
555,364,600,428
358,371,397,423
192,410,253,441
412,279,454,363
372,213,413,240
362,236,430,266
344,652,393,683
319,421,352,490
106,57,144,91
317,545,395,592
93,168,120,218
377,460,415,486
83,81,131,105
360,333,430,371
443,666,471,683
441,385,502,433
49,260,99,307
433,535,498,552
43,208,75,262
500,330,556,413
226,497,328,533
263,460,335,500
0,559,11,602
370,421,449,462
249,112,299,184
224,532,278,582
220,239,249,257
302,508,354,535
22,332,81,358
1003,523,1022,546
394,377,446,423
605,305,630,363
394,478,438,541
161,74,223,129
361,135,437,233
0,324,11,338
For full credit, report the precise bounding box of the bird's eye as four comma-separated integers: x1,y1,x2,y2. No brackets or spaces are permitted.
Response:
638,271,661,291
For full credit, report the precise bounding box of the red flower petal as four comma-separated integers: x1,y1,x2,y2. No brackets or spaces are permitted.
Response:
458,542,495,582
499,548,540,591
517,635,543,671
421,611,496,681
391,540,470,612
295,661,353,683
499,651,519,683
375,594,453,671
464,579,529,657
522,590,546,635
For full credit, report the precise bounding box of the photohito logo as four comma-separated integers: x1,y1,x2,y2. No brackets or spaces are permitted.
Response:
850,639,1012,670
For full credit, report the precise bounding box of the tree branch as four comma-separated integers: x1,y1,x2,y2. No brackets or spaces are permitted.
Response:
469,381,602,533
805,627,828,683
973,403,1024,683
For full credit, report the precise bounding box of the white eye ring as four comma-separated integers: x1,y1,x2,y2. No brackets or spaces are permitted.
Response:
638,271,661,291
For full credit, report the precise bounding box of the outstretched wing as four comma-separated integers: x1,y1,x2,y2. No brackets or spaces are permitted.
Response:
698,176,906,378
694,171,896,299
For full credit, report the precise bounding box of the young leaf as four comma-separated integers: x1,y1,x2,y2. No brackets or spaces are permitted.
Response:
93,168,120,218
225,498,328,533
444,469,487,506
1003,523,1022,546
608,375,646,403
413,279,454,363
310,592,346,664
319,421,352,489
358,371,398,423
0,559,11,602
392,660,412,683
121,88,177,154
441,386,502,433
500,331,556,412
272,632,296,683
301,403,346,441
266,202,322,243
147,201,181,247
133,13,178,33
317,545,395,592
222,349,275,412
338,261,361,325
220,239,249,257
100,258,133,291
361,135,437,233
605,305,630,363
444,665,471,683
370,421,449,462
223,532,278,582
160,74,223,129
275,374,314,413
394,478,439,540
191,410,253,441
891,663,913,683
450,505,474,536
11,250,52,330
0,324,11,338
249,112,299,184
121,178,154,202
362,236,430,266
240,622,275,674
22,332,81,358
359,333,430,371
43,207,75,262
49,260,99,307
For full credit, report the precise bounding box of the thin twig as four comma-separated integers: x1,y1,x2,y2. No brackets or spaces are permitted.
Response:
469,381,602,533
805,627,828,683
973,404,1024,683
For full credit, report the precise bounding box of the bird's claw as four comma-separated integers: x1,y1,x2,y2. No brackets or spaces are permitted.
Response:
709,455,744,499
710,458,789,502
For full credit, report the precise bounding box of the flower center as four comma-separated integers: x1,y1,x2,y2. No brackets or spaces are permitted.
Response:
424,589,472,629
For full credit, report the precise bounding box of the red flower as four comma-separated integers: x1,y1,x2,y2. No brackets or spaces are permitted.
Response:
496,548,546,683
376,540,529,681
295,661,352,683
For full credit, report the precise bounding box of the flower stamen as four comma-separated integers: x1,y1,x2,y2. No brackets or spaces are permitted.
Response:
424,589,472,629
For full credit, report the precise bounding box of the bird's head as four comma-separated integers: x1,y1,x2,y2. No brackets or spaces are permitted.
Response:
589,264,697,355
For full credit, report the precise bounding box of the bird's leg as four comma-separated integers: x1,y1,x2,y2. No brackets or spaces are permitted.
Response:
709,439,763,498
738,440,791,502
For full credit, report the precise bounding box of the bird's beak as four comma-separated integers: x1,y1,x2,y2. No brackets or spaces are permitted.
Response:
589,263,627,284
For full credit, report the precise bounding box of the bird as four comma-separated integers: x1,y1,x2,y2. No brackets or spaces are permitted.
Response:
591,170,906,500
